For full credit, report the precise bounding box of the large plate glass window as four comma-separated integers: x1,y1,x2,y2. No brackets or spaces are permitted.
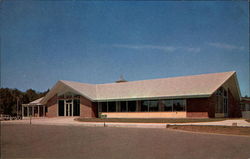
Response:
58,100,65,116
108,102,116,112
148,100,159,112
141,101,149,112
173,99,186,111
162,100,173,111
121,101,127,112
101,102,108,112
128,101,136,112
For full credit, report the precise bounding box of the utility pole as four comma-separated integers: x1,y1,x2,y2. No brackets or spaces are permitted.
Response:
16,97,19,117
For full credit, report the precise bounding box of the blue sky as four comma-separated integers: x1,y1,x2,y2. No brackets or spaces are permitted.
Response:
1,1,249,96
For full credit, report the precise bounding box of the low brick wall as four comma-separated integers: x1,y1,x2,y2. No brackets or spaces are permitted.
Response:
101,112,187,118
186,112,209,118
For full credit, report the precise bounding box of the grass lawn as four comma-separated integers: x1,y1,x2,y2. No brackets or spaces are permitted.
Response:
76,118,225,123
167,125,250,136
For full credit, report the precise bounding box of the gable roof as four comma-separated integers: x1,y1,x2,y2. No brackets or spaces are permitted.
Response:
23,97,44,106
30,97,44,104
41,71,239,104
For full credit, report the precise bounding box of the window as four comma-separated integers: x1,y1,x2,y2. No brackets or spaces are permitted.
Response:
58,100,65,116
162,100,173,111
223,89,228,114
173,99,186,111
101,102,108,112
148,100,159,112
121,101,127,112
57,92,81,116
141,101,149,112
216,87,228,114
140,100,159,112
73,99,80,116
217,96,223,113
128,101,136,112
98,99,187,113
108,102,116,112
223,98,228,113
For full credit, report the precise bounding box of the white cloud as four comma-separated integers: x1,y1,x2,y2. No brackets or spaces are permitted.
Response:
184,47,201,53
113,44,177,52
207,42,245,51
112,44,201,53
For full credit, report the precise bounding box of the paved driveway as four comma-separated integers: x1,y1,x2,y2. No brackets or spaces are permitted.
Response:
1,123,250,159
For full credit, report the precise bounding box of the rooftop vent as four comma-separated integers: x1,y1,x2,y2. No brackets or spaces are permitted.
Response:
115,75,127,83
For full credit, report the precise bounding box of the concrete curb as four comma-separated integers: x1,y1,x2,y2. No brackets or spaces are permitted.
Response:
2,118,250,128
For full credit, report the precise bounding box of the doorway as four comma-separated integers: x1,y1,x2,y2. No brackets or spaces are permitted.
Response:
65,100,73,116
58,99,80,116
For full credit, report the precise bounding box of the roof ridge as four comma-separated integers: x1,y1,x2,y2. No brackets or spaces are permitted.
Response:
59,71,235,86
96,71,236,86
59,80,95,86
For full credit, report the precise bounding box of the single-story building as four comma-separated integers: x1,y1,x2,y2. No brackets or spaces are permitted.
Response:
22,71,242,118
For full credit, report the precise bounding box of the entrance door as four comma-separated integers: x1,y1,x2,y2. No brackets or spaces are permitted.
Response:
58,96,80,117
65,101,73,116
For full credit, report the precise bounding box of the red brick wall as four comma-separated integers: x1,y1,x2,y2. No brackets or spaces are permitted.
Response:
186,94,216,118
228,90,241,118
92,102,98,117
80,96,97,118
46,95,57,117
187,91,241,118
187,90,241,118
45,95,97,118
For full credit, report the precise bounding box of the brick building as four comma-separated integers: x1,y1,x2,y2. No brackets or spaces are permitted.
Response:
22,71,242,118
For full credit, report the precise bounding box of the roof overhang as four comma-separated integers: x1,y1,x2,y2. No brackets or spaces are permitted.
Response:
38,71,240,104
94,94,211,102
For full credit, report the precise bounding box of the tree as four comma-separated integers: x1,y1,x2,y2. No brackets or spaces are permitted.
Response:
0,88,49,116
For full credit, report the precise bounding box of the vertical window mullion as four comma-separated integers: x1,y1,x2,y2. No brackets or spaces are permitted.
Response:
184,99,186,111
107,101,109,112
171,100,173,112
148,101,149,112
126,101,128,112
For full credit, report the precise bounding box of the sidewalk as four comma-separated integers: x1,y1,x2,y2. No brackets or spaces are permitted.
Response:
178,119,250,127
2,117,250,128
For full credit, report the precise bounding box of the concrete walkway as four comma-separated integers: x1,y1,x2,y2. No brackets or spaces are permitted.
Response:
2,117,250,128
179,119,250,127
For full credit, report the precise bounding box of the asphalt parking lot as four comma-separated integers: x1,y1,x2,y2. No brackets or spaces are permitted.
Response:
1,124,250,159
